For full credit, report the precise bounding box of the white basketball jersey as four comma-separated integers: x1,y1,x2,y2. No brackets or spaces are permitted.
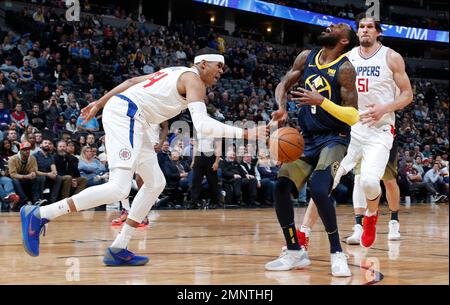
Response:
348,45,396,127
121,67,198,124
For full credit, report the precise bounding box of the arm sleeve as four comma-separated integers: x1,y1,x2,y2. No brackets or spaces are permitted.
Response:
188,102,244,139
320,98,359,126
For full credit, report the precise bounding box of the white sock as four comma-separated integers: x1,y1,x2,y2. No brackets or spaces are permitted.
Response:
111,223,136,249
40,199,71,220
365,209,378,217
300,225,311,237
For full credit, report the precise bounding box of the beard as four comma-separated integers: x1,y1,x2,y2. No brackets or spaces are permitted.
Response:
359,38,375,48
317,34,339,47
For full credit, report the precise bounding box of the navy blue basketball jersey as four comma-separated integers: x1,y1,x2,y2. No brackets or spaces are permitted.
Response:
297,48,351,157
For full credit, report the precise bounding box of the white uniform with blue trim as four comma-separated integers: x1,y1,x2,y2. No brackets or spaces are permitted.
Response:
103,67,198,170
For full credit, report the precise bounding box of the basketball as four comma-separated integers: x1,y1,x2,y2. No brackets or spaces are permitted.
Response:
269,127,304,162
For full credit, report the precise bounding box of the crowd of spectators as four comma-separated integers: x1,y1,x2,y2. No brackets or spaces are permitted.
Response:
0,4,447,212
268,0,449,30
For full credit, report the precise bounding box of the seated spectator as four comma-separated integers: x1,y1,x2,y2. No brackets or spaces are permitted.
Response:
402,158,445,203
0,100,11,131
27,104,47,131
239,153,260,206
20,125,38,142
63,99,80,121
0,157,20,211
0,139,15,160
54,140,88,199
220,150,250,206
53,114,66,135
8,141,46,207
163,149,191,188
25,132,41,155
18,59,34,84
257,151,279,205
43,96,63,129
76,113,99,132
86,133,96,147
424,162,448,200
34,139,63,203
66,141,80,159
10,102,29,132
78,145,108,187
66,114,78,133
157,140,171,167
5,130,20,154
0,58,18,77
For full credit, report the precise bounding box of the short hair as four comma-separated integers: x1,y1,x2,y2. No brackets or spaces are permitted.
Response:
355,13,383,42
355,13,383,34
345,27,359,52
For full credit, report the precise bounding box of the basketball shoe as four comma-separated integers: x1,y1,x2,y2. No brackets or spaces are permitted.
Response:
330,252,352,277
112,209,149,227
20,205,49,257
346,224,363,245
111,209,128,226
103,247,149,266
360,211,378,248
265,248,311,271
387,220,401,241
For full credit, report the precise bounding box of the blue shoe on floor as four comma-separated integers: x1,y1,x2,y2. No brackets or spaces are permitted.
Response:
103,247,149,266
20,205,49,257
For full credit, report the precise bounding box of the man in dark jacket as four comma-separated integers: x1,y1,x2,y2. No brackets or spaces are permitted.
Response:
220,150,249,206
54,140,87,199
162,150,191,189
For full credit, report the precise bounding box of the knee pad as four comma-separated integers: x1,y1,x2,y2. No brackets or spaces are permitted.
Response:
360,175,381,201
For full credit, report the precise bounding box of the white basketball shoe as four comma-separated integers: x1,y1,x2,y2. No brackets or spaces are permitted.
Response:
346,224,363,245
388,220,401,241
265,248,311,271
331,252,352,277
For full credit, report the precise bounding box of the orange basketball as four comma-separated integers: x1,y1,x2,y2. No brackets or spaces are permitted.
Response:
269,127,304,163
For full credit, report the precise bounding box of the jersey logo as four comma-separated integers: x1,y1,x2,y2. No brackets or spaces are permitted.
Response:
119,148,132,161
331,161,340,177
327,68,336,77
308,64,316,68
305,74,332,98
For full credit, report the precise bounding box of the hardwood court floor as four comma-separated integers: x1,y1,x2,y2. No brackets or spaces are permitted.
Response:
0,204,448,285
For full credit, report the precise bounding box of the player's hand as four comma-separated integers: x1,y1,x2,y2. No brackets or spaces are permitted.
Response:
271,109,288,126
80,102,100,125
291,86,324,106
360,103,389,126
212,162,219,172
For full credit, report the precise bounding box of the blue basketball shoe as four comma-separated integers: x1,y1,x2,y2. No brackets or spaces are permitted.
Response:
103,247,149,266
20,205,49,257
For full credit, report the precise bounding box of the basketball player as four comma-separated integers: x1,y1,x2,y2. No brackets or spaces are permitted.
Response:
112,122,169,227
295,15,413,250
265,23,359,277
20,49,266,266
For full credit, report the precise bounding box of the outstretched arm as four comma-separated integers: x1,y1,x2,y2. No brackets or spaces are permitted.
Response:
80,74,151,124
182,72,266,140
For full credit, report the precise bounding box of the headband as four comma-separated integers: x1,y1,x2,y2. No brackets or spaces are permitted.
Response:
194,54,225,64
